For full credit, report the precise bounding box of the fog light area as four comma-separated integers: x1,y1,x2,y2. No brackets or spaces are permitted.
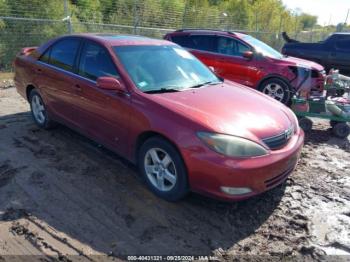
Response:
221,186,252,195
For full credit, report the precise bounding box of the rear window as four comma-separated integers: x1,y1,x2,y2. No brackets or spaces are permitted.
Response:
171,35,216,52
48,38,81,71
39,48,51,63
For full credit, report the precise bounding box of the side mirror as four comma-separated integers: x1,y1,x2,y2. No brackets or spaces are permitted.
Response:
96,77,126,93
243,51,254,60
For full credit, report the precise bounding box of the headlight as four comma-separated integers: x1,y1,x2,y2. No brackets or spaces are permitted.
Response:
197,132,268,157
287,108,299,134
292,113,299,134
288,66,311,77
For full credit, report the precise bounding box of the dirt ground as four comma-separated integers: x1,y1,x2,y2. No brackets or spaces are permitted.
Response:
0,80,349,261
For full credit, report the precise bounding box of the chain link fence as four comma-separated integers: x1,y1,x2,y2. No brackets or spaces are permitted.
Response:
0,0,337,72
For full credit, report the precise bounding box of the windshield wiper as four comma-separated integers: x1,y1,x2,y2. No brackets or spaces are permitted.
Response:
188,80,223,89
144,88,180,94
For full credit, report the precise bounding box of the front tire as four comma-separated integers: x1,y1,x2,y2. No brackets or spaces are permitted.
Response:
29,89,55,129
299,117,313,132
259,78,292,105
138,137,189,202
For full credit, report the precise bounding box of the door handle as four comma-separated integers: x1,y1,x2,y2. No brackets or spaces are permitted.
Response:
330,52,336,57
36,68,42,74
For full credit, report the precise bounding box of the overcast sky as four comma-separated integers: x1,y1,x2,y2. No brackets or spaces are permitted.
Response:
282,0,350,26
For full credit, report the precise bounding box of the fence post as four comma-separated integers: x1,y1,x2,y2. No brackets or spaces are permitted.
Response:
310,26,314,42
64,0,72,34
182,0,189,29
294,14,298,39
133,0,138,34
276,14,283,49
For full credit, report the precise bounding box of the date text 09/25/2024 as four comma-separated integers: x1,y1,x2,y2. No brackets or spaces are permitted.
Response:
127,255,219,261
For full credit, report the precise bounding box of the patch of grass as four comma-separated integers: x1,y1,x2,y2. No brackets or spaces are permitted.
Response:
0,72,14,80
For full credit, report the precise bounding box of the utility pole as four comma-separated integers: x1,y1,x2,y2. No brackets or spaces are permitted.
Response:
328,14,332,26
64,0,72,34
344,9,350,31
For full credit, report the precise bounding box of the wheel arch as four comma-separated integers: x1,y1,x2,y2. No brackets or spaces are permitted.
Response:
135,131,181,159
26,84,37,101
256,74,293,91
134,131,188,175
135,130,190,201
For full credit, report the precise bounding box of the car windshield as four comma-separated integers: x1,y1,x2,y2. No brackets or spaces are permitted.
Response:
242,35,283,59
113,45,221,93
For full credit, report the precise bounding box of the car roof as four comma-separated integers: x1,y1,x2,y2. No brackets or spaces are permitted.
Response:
67,33,174,46
333,32,350,35
168,29,248,38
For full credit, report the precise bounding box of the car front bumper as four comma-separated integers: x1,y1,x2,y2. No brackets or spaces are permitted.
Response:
182,130,304,201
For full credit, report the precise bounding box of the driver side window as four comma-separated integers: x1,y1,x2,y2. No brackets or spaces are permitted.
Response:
216,37,250,57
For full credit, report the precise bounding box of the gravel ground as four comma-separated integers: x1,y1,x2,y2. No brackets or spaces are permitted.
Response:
0,81,349,261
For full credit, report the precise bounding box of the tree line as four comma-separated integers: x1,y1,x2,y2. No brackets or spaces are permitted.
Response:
0,0,340,71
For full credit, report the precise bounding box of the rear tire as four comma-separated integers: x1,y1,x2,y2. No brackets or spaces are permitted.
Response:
332,122,350,139
259,78,292,105
29,89,56,129
138,136,189,202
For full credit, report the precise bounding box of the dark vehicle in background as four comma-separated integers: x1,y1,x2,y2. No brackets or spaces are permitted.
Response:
282,32,350,74
165,29,325,105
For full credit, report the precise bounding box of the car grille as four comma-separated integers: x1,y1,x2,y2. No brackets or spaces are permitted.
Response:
262,127,293,150
264,165,294,189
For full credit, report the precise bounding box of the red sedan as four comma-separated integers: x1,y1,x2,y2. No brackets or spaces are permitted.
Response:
14,34,304,201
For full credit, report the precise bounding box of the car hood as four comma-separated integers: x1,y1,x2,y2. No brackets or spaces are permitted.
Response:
272,55,324,71
146,81,294,143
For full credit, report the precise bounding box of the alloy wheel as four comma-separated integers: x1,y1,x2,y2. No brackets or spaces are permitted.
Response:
144,148,177,192
31,94,46,124
262,83,285,102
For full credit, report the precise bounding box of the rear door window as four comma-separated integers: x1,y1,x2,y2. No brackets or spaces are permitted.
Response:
171,34,216,53
188,35,216,52
48,38,81,71
39,48,51,63
170,35,192,48
78,41,119,81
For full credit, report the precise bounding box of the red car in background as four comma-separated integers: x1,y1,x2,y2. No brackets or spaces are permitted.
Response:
14,34,304,202
165,29,325,105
